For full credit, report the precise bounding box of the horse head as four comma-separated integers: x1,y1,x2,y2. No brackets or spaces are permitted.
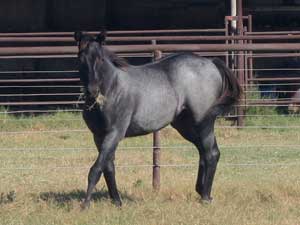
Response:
74,31,107,98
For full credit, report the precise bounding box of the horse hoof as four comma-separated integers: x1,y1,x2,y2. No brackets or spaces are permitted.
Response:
112,200,122,208
80,201,90,211
200,197,213,205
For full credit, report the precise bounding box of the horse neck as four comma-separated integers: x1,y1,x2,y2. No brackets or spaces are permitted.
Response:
97,58,121,95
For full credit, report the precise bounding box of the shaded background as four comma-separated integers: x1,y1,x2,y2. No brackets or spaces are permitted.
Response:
0,0,300,32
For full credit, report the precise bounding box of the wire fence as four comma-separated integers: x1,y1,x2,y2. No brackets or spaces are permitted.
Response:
0,114,299,122
1,144,300,151
1,112,300,168
1,126,300,136
1,162,300,172
1,34,300,176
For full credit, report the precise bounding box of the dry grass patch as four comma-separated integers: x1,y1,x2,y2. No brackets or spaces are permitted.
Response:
1,112,300,224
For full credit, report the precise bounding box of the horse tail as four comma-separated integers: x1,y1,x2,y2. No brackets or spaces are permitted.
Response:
209,58,242,118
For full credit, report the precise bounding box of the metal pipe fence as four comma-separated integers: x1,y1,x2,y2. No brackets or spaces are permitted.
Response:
0,29,227,37
1,28,300,189
2,34,300,44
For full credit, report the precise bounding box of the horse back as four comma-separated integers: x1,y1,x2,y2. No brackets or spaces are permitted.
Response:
125,53,224,130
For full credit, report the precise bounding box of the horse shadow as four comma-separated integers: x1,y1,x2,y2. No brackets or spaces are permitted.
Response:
39,189,135,207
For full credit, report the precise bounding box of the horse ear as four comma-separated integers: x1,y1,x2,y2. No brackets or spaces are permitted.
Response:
74,31,82,42
96,30,107,44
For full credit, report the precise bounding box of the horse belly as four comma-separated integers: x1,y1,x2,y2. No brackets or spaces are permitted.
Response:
127,95,178,136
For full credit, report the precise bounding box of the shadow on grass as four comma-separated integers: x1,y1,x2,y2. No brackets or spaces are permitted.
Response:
39,189,135,207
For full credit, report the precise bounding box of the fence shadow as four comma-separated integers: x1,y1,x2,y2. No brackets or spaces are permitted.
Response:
39,189,135,206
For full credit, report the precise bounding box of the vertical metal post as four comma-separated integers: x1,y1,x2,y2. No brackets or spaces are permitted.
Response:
248,15,254,83
225,17,229,67
245,15,253,111
152,40,162,191
237,0,245,127
244,26,248,94
231,0,237,31
153,129,161,191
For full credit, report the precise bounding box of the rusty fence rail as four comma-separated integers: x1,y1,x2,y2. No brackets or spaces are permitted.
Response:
1,43,300,56
2,34,300,44
0,28,227,37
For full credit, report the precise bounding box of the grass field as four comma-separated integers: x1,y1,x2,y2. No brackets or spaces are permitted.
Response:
1,111,300,225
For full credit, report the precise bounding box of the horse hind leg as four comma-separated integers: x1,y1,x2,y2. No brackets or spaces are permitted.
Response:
172,114,220,203
171,110,197,142
194,121,220,202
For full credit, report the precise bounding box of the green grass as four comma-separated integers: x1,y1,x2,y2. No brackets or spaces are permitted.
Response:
1,111,300,225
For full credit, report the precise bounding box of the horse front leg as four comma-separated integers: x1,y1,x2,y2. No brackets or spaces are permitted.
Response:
104,158,122,207
81,130,123,209
92,135,122,207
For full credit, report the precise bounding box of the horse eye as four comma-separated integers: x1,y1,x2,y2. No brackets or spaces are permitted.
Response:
95,57,103,64
80,55,84,62
78,52,84,60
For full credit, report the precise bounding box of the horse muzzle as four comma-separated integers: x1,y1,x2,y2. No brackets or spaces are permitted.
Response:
88,84,100,98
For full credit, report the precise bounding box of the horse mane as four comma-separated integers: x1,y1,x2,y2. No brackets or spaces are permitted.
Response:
103,47,129,70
